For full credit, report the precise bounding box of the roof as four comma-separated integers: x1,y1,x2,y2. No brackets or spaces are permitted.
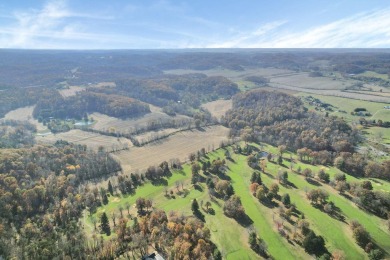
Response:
142,252,165,260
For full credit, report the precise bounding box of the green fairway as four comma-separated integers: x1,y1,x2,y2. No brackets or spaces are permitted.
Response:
226,149,306,259
85,142,390,259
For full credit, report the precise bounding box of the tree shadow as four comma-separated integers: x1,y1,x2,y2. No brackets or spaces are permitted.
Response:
313,204,347,223
151,178,168,186
263,171,275,179
339,192,353,201
194,184,203,192
194,210,205,222
235,213,254,227
260,198,278,209
226,157,235,163
281,181,298,189
306,178,322,186
218,174,231,181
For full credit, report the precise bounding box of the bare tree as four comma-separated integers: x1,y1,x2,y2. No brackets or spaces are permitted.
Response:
111,212,116,227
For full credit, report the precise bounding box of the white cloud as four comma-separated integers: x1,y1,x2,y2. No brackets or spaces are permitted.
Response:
208,8,390,48
0,0,115,48
2,1,390,49
207,21,287,48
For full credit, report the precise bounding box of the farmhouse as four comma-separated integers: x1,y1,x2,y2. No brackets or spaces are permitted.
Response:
384,106,390,109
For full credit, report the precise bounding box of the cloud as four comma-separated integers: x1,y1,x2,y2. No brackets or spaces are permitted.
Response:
207,21,287,48
207,8,390,48
0,0,115,48
2,1,390,49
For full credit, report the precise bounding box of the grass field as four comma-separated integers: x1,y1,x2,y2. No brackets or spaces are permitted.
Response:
357,71,389,80
4,106,47,132
85,142,390,259
91,105,191,134
36,129,132,150
365,127,390,145
58,86,84,97
201,99,232,120
270,73,356,90
164,67,295,80
167,67,390,103
297,93,390,122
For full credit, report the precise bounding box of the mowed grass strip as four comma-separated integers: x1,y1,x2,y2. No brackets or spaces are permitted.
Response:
225,149,302,259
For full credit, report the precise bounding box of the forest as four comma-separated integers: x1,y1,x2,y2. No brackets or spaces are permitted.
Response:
33,90,151,120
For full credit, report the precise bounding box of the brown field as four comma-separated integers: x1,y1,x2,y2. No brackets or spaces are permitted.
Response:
165,67,295,81
134,128,179,143
4,106,47,132
270,73,356,90
58,86,85,97
36,129,132,150
166,68,390,102
94,82,116,88
202,99,232,119
344,90,390,98
270,83,390,103
91,105,191,134
113,125,230,173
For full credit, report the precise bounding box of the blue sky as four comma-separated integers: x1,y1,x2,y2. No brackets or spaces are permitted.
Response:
1,0,390,49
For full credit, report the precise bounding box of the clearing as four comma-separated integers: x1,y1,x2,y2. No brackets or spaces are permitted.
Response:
36,129,132,151
3,106,47,132
91,105,191,134
201,99,232,120
58,86,85,97
113,125,229,173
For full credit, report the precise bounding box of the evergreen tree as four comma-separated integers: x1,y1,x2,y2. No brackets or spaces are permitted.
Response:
282,193,291,207
100,212,111,236
192,199,199,213
102,193,109,205
108,180,114,195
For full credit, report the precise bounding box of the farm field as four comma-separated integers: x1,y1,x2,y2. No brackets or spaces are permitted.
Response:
165,67,295,81
86,142,390,259
201,99,232,120
3,106,47,132
270,73,355,90
365,127,390,145
297,93,390,122
133,127,179,144
91,105,191,134
357,71,389,80
113,125,229,173
167,67,390,102
36,129,132,150
58,85,84,97
270,82,390,103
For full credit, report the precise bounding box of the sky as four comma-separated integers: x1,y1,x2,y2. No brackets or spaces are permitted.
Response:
1,0,390,49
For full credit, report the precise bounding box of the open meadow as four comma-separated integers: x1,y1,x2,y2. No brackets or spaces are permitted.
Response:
58,85,85,97
201,99,232,120
91,105,191,134
4,106,48,132
36,129,132,150
270,73,355,90
297,93,390,123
